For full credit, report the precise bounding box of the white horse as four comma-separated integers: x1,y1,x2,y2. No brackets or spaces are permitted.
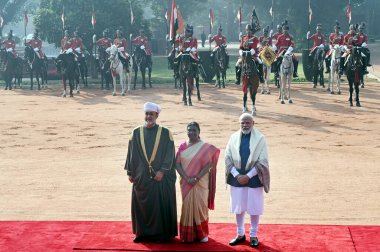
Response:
279,52,294,104
109,45,132,96
328,44,342,95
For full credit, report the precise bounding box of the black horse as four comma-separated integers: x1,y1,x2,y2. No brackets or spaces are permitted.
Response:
213,45,228,88
179,52,201,106
55,53,76,97
132,45,152,89
73,51,88,92
0,48,23,90
312,46,325,88
13,56,24,89
24,45,47,90
168,49,181,89
241,50,260,115
96,47,112,90
346,46,363,107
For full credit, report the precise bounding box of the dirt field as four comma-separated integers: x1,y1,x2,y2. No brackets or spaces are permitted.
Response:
0,80,379,225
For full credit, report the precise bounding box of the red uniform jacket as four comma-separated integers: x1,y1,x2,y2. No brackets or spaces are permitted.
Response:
26,38,45,57
240,35,259,57
132,35,152,55
275,33,295,56
61,37,71,51
114,37,128,58
326,33,344,56
344,33,357,46
272,32,282,42
96,37,112,49
210,34,227,47
178,36,198,60
356,33,367,45
258,35,273,53
308,33,325,54
71,37,84,52
2,39,17,57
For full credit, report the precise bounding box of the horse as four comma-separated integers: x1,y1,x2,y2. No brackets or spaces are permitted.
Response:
109,44,132,96
179,52,201,106
24,45,48,90
213,44,228,88
259,46,276,94
346,46,363,107
55,52,76,97
312,46,325,88
97,46,112,90
0,48,18,90
12,56,24,89
241,50,260,115
167,49,181,89
132,45,152,90
73,49,88,92
328,45,342,95
279,52,294,104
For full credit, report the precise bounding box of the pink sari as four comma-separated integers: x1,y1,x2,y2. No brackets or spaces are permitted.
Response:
176,140,220,242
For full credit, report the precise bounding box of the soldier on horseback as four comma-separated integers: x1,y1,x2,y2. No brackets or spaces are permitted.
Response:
272,24,283,42
258,26,274,52
71,30,85,58
177,24,199,75
114,29,130,68
61,30,72,53
357,23,371,74
340,24,358,75
307,24,325,60
325,22,344,73
235,24,264,85
132,29,153,67
1,30,17,58
209,25,229,67
25,30,47,60
273,21,299,78
96,29,112,52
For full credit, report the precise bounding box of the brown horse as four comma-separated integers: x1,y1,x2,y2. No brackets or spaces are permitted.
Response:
241,51,260,115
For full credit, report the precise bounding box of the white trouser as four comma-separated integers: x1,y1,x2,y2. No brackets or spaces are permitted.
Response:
236,212,260,237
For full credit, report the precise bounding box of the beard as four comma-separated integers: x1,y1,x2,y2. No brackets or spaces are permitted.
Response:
241,128,252,135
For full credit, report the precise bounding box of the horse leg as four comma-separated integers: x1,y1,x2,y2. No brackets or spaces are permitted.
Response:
243,93,248,113
30,70,34,90
112,75,117,96
182,77,187,105
148,68,152,88
355,82,361,107
127,68,131,92
320,71,325,88
280,76,285,104
348,81,354,106
69,78,74,97
337,74,341,95
196,76,201,101
215,70,220,88
222,70,226,88
288,78,293,104
249,84,257,116
141,70,146,89
121,70,126,96
133,70,137,90
313,72,317,88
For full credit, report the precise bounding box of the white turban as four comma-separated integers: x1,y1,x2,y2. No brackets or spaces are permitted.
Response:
144,102,161,114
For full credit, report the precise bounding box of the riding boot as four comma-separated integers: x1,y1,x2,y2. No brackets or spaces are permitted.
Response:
325,58,331,73
235,66,241,85
293,59,299,78
258,63,264,83
339,57,345,75
367,53,371,66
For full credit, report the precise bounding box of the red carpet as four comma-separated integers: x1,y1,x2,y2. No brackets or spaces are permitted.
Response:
0,221,379,252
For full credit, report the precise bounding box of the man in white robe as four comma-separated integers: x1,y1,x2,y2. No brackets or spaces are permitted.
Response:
225,113,270,248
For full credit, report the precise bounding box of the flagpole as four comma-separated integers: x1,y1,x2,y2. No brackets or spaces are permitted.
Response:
307,0,311,50
209,9,212,52
24,11,27,45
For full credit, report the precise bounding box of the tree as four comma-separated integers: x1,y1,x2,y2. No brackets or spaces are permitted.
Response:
33,0,149,53
0,0,30,37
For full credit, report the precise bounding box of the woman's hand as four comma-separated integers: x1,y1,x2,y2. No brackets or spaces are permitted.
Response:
154,171,164,182
187,177,199,185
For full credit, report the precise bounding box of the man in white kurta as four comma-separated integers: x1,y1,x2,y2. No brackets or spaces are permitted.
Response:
225,113,269,248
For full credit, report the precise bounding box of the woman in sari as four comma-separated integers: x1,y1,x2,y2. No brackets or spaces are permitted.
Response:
175,122,220,243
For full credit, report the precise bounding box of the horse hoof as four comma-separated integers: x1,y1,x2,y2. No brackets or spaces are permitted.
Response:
322,85,325,88
77,91,80,94
261,90,264,94
356,102,361,107
242,107,248,113
267,91,270,95
112,93,116,96
281,100,285,104
289,99,293,104
122,93,126,96
338,91,341,95
70,94,73,97
361,84,364,88
350,102,353,107
327,88,330,92
188,102,193,106
313,85,316,88
198,96,201,101
331,91,334,95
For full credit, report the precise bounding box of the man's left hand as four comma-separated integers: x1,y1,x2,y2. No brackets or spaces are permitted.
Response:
154,171,164,182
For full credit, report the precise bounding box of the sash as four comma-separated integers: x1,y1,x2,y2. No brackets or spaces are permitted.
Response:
139,126,162,178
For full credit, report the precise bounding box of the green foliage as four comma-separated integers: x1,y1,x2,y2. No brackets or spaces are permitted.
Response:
34,0,150,52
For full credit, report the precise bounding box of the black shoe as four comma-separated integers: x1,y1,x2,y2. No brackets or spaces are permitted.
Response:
229,235,246,246
367,63,372,67
364,70,369,74
250,237,259,247
133,236,144,243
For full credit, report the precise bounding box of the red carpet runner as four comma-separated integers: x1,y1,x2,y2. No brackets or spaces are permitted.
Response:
0,221,379,251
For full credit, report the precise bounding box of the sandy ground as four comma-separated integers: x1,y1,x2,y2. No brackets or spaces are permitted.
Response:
1,76,379,226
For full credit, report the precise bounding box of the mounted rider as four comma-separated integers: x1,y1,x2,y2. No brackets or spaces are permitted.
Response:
132,29,153,66
306,24,325,59
272,24,283,42
70,30,85,59
258,26,273,52
274,21,299,78
356,23,371,74
235,23,264,85
25,30,46,60
177,24,199,61
209,24,229,67
96,29,112,52
325,22,344,73
340,24,358,75
1,30,17,58
60,30,72,53
114,29,130,67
